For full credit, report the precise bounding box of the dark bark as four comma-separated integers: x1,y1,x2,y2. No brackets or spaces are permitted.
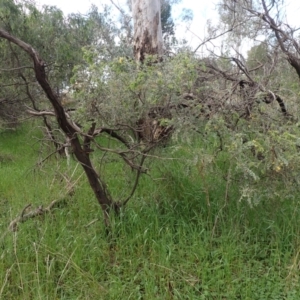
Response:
0,29,116,223
242,0,300,80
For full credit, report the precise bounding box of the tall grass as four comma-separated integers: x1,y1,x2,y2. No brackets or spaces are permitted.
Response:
0,124,300,299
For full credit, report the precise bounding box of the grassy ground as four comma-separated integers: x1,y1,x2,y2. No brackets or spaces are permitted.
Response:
1,124,300,299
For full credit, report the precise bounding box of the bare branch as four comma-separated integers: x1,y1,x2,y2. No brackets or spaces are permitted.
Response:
27,110,56,117
94,127,131,148
0,65,33,71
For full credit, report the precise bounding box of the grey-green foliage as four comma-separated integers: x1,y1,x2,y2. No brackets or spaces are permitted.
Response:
217,0,266,50
246,41,299,92
247,42,270,71
0,0,124,126
71,50,199,133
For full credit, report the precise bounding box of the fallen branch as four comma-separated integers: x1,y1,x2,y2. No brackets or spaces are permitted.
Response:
5,171,83,233
8,200,63,232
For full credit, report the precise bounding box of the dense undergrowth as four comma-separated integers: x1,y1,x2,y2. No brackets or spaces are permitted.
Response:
1,124,300,299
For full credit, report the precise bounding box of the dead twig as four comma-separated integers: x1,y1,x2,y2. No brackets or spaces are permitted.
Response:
8,199,63,232
6,171,83,233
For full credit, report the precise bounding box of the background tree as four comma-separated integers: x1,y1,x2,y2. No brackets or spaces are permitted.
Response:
132,0,163,62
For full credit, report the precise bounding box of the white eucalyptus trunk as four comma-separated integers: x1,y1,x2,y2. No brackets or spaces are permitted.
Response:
132,0,163,62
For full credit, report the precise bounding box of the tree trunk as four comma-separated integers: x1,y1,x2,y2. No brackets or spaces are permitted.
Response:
0,29,116,226
132,0,163,62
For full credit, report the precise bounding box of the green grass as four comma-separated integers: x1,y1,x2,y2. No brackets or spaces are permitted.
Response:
0,124,300,299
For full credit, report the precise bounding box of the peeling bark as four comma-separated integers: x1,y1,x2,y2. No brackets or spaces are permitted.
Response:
132,0,163,62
